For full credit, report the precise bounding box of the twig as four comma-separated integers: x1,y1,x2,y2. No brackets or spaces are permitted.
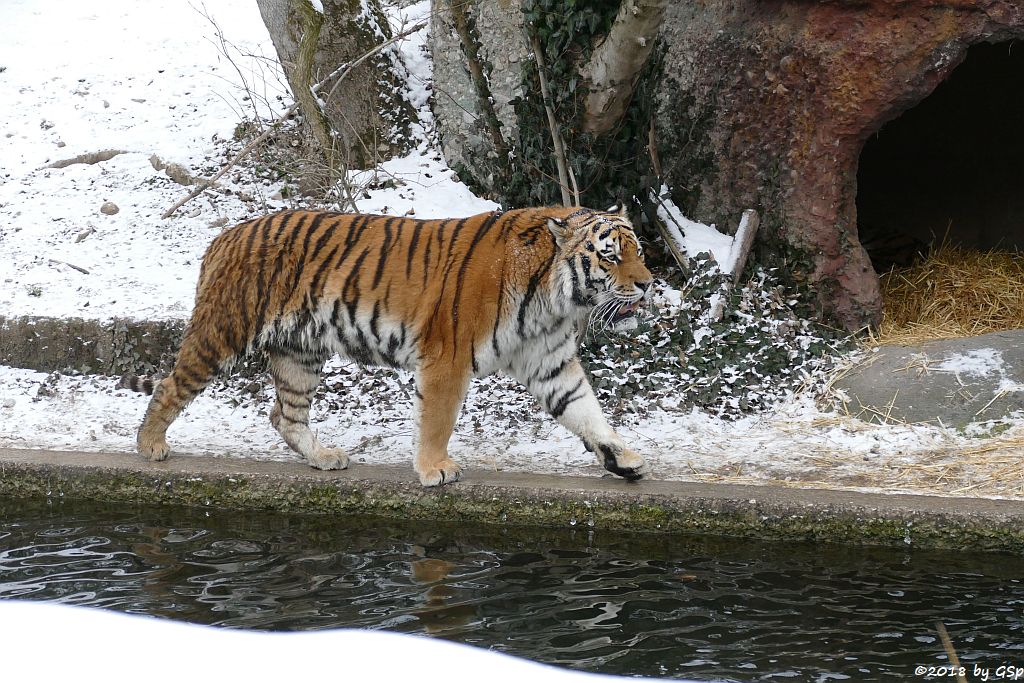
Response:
161,115,290,219
530,34,574,207
935,623,968,683
974,389,1009,418
567,161,581,207
162,20,427,220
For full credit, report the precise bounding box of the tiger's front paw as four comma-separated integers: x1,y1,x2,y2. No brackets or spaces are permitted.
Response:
138,433,170,462
308,447,349,471
416,458,463,487
597,444,647,482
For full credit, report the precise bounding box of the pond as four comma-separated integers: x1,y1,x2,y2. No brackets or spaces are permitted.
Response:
1,497,1022,681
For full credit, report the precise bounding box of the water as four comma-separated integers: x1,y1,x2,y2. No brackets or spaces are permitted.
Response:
2,497,1022,681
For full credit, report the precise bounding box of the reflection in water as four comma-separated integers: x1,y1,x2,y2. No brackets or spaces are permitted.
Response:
2,497,1023,682
410,554,477,634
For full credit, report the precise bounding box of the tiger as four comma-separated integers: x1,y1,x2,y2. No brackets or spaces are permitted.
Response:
120,205,652,486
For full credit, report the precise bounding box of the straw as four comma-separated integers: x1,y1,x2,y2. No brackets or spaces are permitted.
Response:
872,243,1024,345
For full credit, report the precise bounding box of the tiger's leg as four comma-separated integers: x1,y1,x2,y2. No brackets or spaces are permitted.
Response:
268,352,347,471
413,363,471,486
137,332,224,461
512,355,647,481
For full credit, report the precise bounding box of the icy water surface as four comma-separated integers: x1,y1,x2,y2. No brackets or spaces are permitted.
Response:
1,497,1022,681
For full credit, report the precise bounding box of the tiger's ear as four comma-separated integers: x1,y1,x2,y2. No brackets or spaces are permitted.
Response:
606,203,627,216
547,217,568,246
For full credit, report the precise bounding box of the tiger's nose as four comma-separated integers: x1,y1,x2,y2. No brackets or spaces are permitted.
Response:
636,280,652,295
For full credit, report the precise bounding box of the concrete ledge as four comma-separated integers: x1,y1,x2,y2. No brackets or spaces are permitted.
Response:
0,315,270,376
0,315,185,375
2,448,1022,552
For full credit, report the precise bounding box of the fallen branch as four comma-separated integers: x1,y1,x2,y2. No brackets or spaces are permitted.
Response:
48,258,90,275
728,209,760,288
530,34,575,207
709,209,760,322
645,188,690,274
47,150,129,170
162,19,427,220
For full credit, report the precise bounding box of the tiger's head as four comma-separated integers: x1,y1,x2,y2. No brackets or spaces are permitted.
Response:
548,205,653,332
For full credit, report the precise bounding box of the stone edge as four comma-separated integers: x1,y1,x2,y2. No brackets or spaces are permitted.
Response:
1,448,1022,552
0,315,184,375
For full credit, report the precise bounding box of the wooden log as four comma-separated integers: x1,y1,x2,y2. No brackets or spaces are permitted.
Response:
709,209,760,321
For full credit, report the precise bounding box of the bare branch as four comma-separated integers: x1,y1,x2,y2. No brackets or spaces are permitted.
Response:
530,34,574,207
318,18,426,127
162,19,427,220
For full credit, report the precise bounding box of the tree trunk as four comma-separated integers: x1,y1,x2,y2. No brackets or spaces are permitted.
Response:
256,0,417,170
582,0,668,135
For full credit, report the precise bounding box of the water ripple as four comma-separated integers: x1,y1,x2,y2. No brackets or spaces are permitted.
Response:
1,498,1022,681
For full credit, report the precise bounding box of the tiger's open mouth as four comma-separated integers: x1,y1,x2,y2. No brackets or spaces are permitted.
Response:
609,300,641,332
611,300,641,325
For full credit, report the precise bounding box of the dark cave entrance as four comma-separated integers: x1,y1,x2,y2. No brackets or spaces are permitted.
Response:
856,40,1024,273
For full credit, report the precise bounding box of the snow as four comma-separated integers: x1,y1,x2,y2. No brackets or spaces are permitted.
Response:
933,348,1005,377
653,185,735,271
930,348,1024,394
0,0,290,320
1,1,1022,501
4,363,1022,498
1,601,668,683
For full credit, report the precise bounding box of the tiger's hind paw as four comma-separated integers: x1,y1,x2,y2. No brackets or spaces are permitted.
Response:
417,459,463,487
308,447,349,471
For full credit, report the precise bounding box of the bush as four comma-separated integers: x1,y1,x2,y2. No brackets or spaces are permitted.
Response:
581,255,847,418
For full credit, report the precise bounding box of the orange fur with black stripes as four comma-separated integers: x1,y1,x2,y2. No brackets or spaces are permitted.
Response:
122,206,652,486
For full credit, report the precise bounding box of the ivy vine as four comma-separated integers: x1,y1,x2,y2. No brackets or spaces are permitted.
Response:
502,0,662,213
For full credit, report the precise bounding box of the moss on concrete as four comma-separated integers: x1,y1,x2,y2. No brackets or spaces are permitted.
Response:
1,450,1021,553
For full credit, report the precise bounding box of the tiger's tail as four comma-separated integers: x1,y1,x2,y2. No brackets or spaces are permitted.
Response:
119,374,158,395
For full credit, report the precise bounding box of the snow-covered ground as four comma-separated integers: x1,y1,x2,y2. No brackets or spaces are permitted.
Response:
2,1,1023,499
2,601,665,683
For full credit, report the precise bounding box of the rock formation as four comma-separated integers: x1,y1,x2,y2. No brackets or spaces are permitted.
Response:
430,0,1024,330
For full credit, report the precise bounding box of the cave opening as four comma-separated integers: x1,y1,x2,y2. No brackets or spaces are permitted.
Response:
856,40,1024,273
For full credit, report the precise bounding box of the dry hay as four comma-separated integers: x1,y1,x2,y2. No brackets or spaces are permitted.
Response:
874,243,1024,345
682,425,1024,499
